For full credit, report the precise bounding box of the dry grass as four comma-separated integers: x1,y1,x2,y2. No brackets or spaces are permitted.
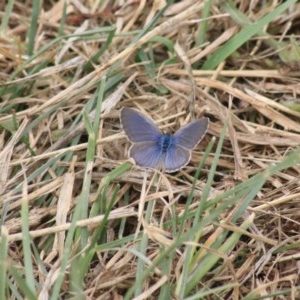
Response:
1,0,300,299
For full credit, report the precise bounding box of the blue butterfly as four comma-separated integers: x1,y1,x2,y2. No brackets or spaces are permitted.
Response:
120,107,209,173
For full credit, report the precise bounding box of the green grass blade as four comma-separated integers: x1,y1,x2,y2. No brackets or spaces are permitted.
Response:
202,0,297,69
0,227,8,299
27,0,41,56
21,187,35,294
0,0,15,33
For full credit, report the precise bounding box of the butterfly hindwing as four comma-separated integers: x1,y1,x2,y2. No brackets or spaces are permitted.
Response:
129,142,165,169
165,144,191,172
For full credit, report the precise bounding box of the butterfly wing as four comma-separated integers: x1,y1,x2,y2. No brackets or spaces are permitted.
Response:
120,107,161,142
165,144,191,172
129,142,165,169
174,118,209,149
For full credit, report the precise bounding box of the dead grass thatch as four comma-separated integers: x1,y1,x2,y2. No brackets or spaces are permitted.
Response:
1,0,300,299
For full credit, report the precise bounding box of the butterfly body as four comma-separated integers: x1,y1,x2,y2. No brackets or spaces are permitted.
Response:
158,134,175,153
120,107,209,172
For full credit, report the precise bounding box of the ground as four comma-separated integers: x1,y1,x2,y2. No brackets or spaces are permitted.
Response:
1,0,300,299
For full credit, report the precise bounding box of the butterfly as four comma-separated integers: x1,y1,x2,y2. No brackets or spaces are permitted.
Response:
120,107,209,173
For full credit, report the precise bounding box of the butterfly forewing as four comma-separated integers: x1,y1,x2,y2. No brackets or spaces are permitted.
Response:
121,107,161,143
165,144,191,172
174,118,209,149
